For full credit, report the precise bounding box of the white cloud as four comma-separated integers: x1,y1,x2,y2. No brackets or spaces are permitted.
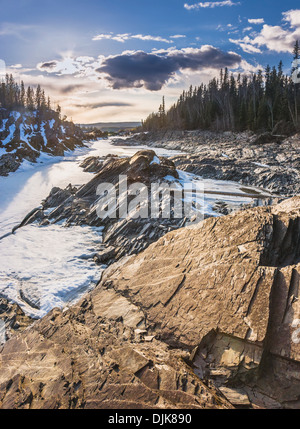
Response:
184,1,240,10
37,56,101,78
229,38,262,54
239,59,263,73
92,33,173,44
283,9,300,28
230,9,300,54
92,33,114,41
248,18,265,25
170,34,187,39
131,34,172,43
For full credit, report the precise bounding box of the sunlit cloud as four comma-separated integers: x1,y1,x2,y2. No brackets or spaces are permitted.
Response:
170,34,187,39
248,18,265,24
96,46,242,90
230,9,300,53
92,33,173,44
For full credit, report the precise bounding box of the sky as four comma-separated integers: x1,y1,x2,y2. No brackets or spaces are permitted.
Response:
0,0,300,123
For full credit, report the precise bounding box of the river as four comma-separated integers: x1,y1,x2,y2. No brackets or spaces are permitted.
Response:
0,138,272,318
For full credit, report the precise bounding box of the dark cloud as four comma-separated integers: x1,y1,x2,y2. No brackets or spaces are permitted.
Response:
97,47,241,90
75,101,134,109
39,61,57,70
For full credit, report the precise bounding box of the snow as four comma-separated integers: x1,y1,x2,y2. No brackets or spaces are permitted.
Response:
150,156,161,165
252,162,270,168
0,147,10,157
0,119,8,132
176,170,272,218
0,138,273,320
0,224,104,318
40,122,48,145
12,112,21,121
2,124,16,145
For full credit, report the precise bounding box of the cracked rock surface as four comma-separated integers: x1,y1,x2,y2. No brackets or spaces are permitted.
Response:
116,131,300,196
1,198,300,408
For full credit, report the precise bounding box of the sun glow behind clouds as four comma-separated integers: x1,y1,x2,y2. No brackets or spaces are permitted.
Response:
2,1,298,122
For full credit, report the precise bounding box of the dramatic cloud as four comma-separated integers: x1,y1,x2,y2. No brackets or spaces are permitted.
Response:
92,33,173,44
184,1,240,10
248,18,265,25
39,61,57,70
230,9,300,53
97,46,241,90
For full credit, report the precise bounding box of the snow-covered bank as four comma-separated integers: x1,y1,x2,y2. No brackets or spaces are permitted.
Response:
0,138,183,237
0,138,275,320
0,223,104,318
0,109,85,176
0,139,185,318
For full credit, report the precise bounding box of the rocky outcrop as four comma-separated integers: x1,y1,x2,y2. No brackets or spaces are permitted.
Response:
19,150,189,261
0,153,20,176
0,109,85,176
79,156,104,173
93,197,300,407
116,131,300,196
0,298,33,343
0,300,232,409
1,198,300,408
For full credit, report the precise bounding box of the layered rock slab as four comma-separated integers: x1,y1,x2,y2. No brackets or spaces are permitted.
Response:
1,198,300,408
0,303,231,409
99,197,300,406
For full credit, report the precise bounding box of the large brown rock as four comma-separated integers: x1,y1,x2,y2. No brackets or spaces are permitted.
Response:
1,197,300,408
0,299,32,343
98,197,300,406
0,302,231,409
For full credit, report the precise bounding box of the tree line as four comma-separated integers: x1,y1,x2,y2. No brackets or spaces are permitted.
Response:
142,42,300,134
0,74,63,121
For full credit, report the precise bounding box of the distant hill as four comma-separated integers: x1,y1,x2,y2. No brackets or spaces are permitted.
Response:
79,122,141,132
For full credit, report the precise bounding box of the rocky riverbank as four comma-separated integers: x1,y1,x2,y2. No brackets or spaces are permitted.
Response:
0,136,299,409
113,130,300,197
0,197,300,408
0,109,86,176
14,149,273,267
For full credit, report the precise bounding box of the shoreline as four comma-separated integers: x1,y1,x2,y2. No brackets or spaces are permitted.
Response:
112,130,300,197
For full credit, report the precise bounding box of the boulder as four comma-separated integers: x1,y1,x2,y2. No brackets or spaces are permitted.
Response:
0,153,20,176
